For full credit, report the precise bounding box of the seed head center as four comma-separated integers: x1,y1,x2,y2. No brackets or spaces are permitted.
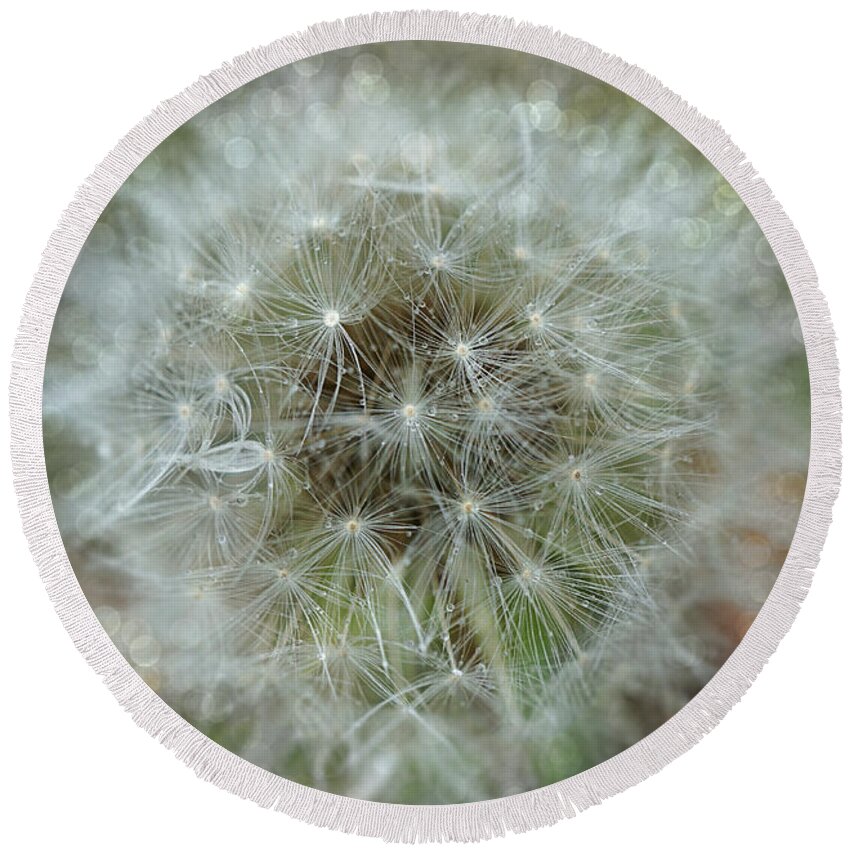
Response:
323,310,341,328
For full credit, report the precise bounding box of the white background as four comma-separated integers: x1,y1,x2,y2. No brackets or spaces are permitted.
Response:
1,2,847,847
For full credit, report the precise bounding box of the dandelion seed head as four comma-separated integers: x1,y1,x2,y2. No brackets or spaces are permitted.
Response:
43,41,806,806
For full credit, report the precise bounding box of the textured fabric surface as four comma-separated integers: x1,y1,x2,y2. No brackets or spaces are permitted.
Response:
11,14,839,841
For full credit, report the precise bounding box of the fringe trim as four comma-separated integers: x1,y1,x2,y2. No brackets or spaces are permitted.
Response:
8,9,841,842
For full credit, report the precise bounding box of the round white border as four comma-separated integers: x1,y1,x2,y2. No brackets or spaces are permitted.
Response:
9,10,842,842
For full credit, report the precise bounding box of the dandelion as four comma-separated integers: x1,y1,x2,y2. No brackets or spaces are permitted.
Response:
44,42,809,805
